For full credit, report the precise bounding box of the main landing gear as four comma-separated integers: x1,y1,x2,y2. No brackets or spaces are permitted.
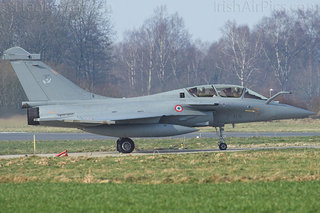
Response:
115,128,228,153
215,126,227,150
116,137,135,153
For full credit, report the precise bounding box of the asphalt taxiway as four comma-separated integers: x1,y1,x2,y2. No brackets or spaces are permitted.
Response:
1,131,320,159
1,131,320,141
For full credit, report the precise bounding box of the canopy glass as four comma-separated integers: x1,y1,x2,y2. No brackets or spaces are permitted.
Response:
187,85,267,100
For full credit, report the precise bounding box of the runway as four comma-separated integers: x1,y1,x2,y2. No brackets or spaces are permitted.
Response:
1,145,320,159
1,131,320,141
1,131,320,159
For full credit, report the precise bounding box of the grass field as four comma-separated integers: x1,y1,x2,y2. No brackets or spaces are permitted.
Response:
0,149,320,212
1,146,320,212
1,181,320,213
0,115,319,133
1,115,320,212
1,149,319,184
0,136,320,155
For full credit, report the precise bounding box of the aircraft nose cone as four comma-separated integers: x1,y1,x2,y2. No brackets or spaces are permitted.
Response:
289,107,315,119
271,105,315,120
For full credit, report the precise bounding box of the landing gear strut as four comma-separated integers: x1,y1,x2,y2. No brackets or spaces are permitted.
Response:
215,126,227,150
116,137,135,153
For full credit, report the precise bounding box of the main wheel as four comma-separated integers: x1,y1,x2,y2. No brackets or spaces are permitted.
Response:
118,138,135,153
116,139,121,152
219,143,227,150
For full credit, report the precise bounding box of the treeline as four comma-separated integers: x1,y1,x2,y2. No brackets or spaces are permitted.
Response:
0,0,320,114
0,0,112,113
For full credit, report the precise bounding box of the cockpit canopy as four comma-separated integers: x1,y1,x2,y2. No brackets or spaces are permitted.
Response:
187,85,267,100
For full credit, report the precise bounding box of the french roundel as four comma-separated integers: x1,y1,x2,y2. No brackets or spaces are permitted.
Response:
175,105,183,112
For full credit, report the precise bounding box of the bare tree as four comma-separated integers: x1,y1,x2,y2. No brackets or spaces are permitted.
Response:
260,11,306,90
59,0,113,91
204,41,232,85
293,9,320,99
143,6,191,91
221,21,262,87
118,6,191,95
0,0,114,112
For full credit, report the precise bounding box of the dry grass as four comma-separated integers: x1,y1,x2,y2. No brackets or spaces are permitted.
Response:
0,149,319,184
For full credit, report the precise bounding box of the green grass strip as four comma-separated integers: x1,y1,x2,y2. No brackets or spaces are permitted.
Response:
0,181,319,213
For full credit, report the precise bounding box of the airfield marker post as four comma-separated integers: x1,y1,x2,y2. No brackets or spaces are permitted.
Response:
33,134,36,154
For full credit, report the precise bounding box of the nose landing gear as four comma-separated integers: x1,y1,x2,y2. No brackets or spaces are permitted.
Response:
215,126,227,150
116,137,135,153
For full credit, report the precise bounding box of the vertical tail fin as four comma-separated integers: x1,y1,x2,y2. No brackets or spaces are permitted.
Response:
2,47,105,101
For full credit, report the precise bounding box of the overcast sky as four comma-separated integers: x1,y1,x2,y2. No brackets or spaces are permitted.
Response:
108,0,319,43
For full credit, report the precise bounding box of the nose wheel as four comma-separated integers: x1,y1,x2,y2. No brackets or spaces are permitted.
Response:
216,127,227,150
116,137,135,153
218,142,227,150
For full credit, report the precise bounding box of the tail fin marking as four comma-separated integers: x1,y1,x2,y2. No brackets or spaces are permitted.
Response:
3,47,103,101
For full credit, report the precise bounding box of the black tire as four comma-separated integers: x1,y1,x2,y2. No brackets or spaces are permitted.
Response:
219,143,227,150
116,139,121,152
118,138,135,153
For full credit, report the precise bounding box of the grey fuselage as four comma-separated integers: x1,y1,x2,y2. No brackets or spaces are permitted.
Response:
31,86,313,138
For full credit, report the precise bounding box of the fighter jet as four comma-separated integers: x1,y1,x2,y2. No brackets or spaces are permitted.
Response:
2,47,314,153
